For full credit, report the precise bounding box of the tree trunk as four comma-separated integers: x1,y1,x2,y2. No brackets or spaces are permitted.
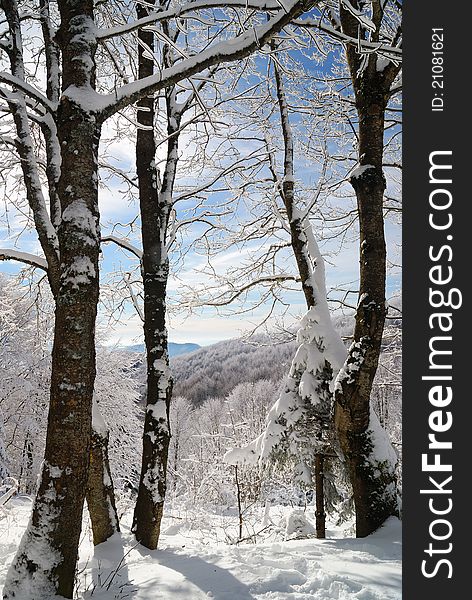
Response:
0,408,8,482
3,2,102,597
19,436,34,494
235,466,244,541
334,130,398,534
4,110,101,600
334,1,400,538
86,424,120,546
132,2,174,550
314,454,326,538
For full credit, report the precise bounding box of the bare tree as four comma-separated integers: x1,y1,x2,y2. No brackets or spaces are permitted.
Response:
0,1,318,596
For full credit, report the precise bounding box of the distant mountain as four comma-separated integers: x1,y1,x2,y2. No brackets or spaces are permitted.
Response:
168,313,401,407
125,342,201,358
123,309,401,408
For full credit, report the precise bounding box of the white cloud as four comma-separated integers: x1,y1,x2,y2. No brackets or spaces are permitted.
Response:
101,305,304,347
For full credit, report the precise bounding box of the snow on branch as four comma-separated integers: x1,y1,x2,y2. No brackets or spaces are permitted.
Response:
340,0,376,33
97,1,285,41
101,235,143,260
96,0,318,120
0,73,56,113
0,249,48,271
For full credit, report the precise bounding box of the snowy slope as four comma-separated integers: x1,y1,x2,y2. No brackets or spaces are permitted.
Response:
1,497,401,600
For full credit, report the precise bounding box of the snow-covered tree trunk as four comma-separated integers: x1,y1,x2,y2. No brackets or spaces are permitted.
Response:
132,2,174,550
86,402,120,546
1,0,120,551
3,1,102,597
333,0,400,538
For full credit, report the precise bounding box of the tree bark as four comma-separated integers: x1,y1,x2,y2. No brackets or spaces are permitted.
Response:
334,0,400,538
235,466,244,541
86,425,120,546
4,0,119,555
19,436,34,494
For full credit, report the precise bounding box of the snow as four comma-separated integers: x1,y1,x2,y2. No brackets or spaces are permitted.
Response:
141,469,164,503
1,499,401,599
92,399,108,437
43,462,63,479
0,249,48,270
152,357,171,395
2,490,62,599
334,340,366,393
284,510,316,540
61,256,96,289
376,57,391,73
350,165,375,179
147,402,167,421
367,408,398,469
61,199,99,246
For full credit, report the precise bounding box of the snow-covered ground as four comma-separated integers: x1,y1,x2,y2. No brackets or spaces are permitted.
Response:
1,496,401,599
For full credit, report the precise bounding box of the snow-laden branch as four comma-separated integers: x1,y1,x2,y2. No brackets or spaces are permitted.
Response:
0,72,56,112
95,0,317,120
340,0,376,33
97,1,285,41
0,249,48,271
101,235,143,260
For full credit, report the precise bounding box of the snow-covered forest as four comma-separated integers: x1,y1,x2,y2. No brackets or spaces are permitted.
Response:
0,1,402,599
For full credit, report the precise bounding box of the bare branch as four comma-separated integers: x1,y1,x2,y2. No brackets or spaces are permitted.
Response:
0,72,55,112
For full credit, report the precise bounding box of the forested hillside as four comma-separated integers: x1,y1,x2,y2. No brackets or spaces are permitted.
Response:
165,313,401,419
